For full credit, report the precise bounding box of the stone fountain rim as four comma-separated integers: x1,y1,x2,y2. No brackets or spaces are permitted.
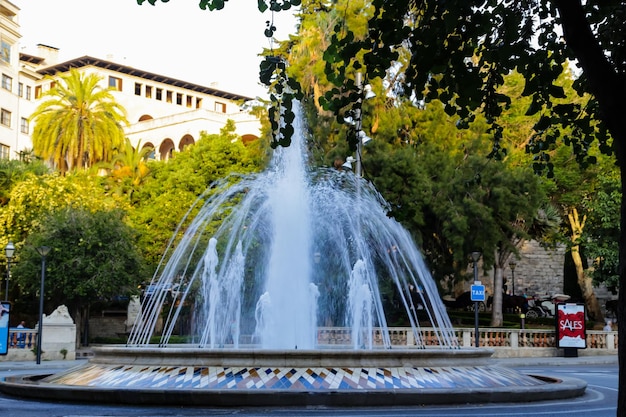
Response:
88,345,495,367
0,346,589,407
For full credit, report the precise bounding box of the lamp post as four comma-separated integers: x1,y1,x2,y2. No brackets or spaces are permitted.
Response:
35,246,51,365
343,73,375,177
509,260,517,296
471,251,481,348
4,241,15,301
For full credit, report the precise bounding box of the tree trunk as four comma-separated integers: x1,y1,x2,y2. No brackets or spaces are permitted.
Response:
73,306,83,350
490,250,504,327
568,208,604,321
82,305,90,347
570,246,604,321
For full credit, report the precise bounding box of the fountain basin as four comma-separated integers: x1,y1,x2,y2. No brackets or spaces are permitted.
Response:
0,346,587,406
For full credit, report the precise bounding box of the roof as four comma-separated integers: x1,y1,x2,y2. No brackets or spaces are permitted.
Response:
19,53,45,65
37,56,253,101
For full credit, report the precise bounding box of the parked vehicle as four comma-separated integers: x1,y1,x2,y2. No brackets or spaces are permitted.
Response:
524,294,571,319
141,283,181,301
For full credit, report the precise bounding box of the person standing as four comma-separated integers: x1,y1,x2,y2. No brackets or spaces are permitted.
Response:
16,321,26,348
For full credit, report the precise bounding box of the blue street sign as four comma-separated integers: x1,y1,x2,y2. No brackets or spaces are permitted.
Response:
471,285,485,302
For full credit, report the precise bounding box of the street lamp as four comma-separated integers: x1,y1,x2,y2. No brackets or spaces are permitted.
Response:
35,245,51,365
471,251,481,348
4,241,15,301
345,72,376,178
509,260,517,296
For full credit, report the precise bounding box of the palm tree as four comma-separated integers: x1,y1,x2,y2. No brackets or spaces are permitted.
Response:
107,138,153,200
30,68,129,174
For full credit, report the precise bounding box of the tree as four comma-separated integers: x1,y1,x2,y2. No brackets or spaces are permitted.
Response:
12,207,145,347
584,170,621,291
0,172,126,246
30,68,128,174
105,138,153,201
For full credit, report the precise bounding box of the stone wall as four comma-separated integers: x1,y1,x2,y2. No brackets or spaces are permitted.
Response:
468,240,566,298
89,317,127,339
516,240,566,297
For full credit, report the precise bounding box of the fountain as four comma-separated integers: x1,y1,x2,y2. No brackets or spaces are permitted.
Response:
0,103,586,406
124,100,458,351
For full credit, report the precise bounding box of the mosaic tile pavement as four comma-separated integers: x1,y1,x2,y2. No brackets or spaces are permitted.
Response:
44,364,547,391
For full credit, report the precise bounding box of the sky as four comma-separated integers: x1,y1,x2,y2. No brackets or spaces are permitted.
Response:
16,0,298,99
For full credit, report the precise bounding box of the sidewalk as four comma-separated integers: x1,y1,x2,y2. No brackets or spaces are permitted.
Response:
494,354,618,367
0,358,88,371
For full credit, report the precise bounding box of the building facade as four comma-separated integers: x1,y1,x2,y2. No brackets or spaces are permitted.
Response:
1,1,261,162
0,0,40,161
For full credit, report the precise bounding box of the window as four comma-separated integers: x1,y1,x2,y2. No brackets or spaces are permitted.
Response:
166,91,173,103
135,83,142,96
215,102,227,113
34,86,42,99
196,97,202,109
0,41,10,64
18,82,23,97
20,117,29,134
176,93,183,105
145,85,152,99
108,76,122,91
0,144,9,160
156,88,162,100
1,74,12,91
26,85,31,100
186,96,193,108
1,108,11,127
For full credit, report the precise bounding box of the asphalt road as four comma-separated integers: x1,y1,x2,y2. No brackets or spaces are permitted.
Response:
0,361,618,417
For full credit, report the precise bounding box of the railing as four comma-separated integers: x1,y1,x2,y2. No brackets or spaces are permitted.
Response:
316,327,618,351
8,326,616,355
8,328,37,350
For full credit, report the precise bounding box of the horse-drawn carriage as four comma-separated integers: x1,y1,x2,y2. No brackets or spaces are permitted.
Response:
524,294,571,319
443,291,573,318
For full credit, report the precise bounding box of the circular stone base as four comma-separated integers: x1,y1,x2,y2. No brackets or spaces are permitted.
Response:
0,346,587,406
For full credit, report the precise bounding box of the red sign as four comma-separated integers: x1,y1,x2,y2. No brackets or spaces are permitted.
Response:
556,303,586,349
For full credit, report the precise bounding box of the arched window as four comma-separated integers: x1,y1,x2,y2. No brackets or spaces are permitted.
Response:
159,139,175,161
179,134,195,151
241,134,259,145
142,142,156,160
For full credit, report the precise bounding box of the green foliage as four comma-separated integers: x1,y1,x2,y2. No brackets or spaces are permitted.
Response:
103,138,153,201
130,123,266,267
0,172,126,247
11,208,145,313
356,100,547,281
583,168,621,288
0,158,49,206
